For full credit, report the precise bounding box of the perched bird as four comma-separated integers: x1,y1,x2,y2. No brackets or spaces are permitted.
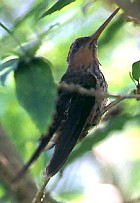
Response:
17,8,120,178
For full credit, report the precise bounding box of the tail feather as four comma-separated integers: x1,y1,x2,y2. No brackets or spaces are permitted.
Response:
13,134,54,181
14,91,73,180
46,94,95,176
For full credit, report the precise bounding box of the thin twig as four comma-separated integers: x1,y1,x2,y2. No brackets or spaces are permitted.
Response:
100,97,125,116
32,176,50,203
58,83,140,100
91,97,125,125
0,125,39,203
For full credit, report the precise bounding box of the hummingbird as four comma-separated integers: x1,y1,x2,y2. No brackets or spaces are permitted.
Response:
17,8,120,178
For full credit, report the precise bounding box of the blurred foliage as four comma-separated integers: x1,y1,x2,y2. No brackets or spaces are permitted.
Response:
41,0,77,18
14,57,56,132
67,112,140,166
0,0,140,203
132,60,140,82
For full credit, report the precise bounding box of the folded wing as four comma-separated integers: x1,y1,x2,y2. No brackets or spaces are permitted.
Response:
47,92,95,176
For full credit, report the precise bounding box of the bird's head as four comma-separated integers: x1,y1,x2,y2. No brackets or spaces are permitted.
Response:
67,8,120,69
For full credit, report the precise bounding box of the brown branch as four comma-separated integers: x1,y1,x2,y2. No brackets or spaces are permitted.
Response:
100,97,125,116
58,83,140,100
124,196,140,203
114,0,140,23
32,176,50,203
0,124,48,203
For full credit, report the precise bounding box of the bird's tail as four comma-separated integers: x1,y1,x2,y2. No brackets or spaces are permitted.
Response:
13,114,62,181
46,94,95,176
14,90,73,181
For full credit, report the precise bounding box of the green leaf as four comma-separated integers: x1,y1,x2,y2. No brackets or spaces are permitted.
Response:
132,60,140,81
14,57,57,132
41,0,76,18
0,69,13,85
0,59,19,85
0,59,19,71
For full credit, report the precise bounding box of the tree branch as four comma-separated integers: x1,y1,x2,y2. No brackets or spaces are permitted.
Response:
32,176,50,203
114,0,140,23
0,124,48,203
58,83,140,100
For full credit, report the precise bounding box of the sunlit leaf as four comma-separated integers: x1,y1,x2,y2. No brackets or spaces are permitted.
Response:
0,70,13,85
41,0,76,18
132,60,140,81
0,59,19,71
0,59,19,85
14,57,57,132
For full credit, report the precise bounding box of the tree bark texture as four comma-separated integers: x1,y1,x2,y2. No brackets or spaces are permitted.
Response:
0,124,48,203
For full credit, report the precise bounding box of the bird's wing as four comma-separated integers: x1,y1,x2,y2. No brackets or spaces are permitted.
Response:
46,92,95,176
46,71,96,176
15,71,96,180
14,89,73,180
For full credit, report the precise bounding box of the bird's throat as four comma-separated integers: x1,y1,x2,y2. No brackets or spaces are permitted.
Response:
71,46,94,69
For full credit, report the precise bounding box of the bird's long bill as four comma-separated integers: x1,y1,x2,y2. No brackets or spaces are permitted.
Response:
90,7,120,42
